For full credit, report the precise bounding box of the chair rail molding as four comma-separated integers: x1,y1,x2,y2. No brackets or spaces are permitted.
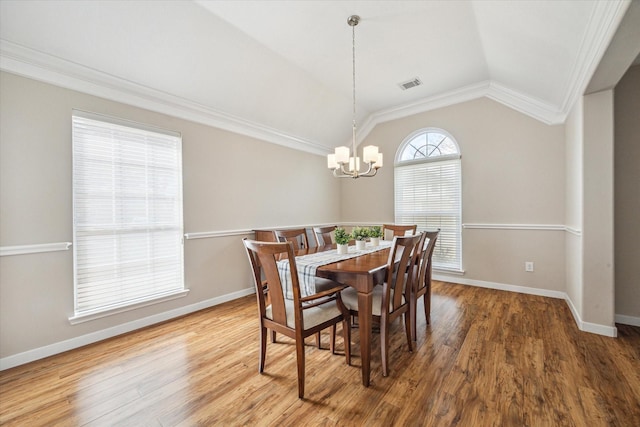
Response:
0,242,72,257
184,223,339,240
463,223,581,235
184,229,254,240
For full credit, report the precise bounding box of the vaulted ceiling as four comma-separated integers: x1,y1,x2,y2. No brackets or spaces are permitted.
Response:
0,1,632,155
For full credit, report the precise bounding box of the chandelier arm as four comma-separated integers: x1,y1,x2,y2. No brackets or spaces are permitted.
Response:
339,163,354,176
333,168,355,179
360,162,378,176
360,167,378,178
333,166,377,178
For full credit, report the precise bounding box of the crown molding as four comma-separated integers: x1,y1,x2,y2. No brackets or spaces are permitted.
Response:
356,78,565,144
0,40,331,156
2,0,628,158
486,82,565,125
559,0,631,114
357,81,490,142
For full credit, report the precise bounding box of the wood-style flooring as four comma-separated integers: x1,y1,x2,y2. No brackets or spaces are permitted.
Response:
1,281,639,426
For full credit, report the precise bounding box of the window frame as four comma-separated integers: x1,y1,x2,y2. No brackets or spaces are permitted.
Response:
70,110,187,324
394,127,463,273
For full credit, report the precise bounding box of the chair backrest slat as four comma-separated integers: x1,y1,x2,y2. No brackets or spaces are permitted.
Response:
313,226,336,246
244,243,268,318
274,228,309,250
416,231,439,293
382,224,417,240
385,234,422,312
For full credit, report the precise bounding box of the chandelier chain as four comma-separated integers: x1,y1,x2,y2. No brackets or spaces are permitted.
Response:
352,18,357,155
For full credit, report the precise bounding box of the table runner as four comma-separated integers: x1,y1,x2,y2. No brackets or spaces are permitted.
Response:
277,240,393,300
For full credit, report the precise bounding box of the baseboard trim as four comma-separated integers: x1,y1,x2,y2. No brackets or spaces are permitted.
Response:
433,274,567,299
564,294,583,333
4,276,625,370
563,296,617,337
0,287,255,371
579,320,618,337
434,274,618,337
615,314,640,327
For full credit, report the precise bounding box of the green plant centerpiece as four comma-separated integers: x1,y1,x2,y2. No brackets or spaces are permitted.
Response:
368,226,382,238
351,226,369,241
368,225,382,246
334,227,350,254
334,227,350,245
352,226,369,250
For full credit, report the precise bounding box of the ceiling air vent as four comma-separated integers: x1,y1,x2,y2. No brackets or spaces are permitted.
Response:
398,77,422,90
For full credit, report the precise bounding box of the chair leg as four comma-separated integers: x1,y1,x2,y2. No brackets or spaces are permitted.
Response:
295,334,306,399
316,331,322,349
410,294,417,342
259,326,267,373
381,319,389,377
342,317,351,365
330,324,336,354
271,329,276,343
424,283,431,325
404,313,413,353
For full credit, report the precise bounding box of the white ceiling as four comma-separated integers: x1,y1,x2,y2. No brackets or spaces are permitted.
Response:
0,1,632,155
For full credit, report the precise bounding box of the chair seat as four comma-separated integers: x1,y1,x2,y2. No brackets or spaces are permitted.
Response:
314,277,345,293
341,286,404,317
266,300,343,330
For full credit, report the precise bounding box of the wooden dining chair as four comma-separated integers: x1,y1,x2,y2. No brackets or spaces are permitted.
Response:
382,224,417,240
410,230,439,341
273,228,346,348
243,238,351,399
313,225,336,246
274,228,309,250
340,234,422,376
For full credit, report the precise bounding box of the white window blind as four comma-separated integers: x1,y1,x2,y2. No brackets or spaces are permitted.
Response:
72,111,184,318
395,158,462,271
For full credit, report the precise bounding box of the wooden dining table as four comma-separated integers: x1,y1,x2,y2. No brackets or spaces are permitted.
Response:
293,243,392,387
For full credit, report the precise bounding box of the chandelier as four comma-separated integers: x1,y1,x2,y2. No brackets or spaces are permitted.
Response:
327,15,382,178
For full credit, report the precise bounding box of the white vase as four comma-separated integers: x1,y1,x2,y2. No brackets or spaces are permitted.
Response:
337,244,349,254
355,240,366,250
371,237,380,247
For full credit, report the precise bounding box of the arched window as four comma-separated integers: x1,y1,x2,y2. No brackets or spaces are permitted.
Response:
394,128,462,271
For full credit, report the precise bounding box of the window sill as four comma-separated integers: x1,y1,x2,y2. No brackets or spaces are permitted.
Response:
69,289,190,325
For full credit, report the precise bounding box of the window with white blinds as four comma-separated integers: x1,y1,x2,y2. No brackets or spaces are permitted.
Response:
72,111,185,319
394,128,462,271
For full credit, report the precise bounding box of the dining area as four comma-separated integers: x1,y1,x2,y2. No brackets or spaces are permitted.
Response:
244,224,439,398
3,224,638,425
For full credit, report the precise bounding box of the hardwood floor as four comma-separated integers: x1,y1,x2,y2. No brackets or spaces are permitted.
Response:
1,281,639,426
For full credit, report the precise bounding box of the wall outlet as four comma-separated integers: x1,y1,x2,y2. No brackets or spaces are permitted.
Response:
525,261,534,272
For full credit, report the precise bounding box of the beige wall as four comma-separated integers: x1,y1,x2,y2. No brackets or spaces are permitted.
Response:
0,72,341,360
582,90,616,328
2,69,624,364
565,99,584,316
563,88,619,335
341,97,567,291
614,64,640,319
